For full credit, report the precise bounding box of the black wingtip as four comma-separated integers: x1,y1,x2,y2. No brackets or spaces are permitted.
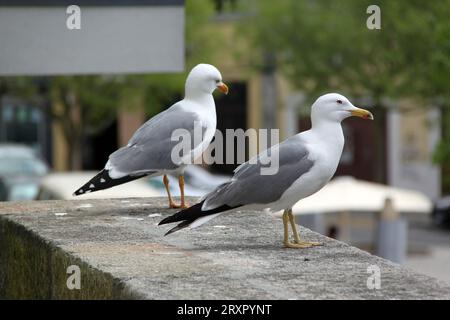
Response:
159,202,206,235
164,230,174,236
164,226,182,236
158,201,205,226
72,169,107,196
164,220,192,236
72,169,146,196
159,202,239,236
158,216,172,226
73,188,85,196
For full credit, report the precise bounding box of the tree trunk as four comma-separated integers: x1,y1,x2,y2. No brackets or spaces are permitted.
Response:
61,91,83,171
372,103,386,183
68,136,83,171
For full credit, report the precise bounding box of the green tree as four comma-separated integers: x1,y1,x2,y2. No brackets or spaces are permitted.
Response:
428,1,450,190
242,0,449,183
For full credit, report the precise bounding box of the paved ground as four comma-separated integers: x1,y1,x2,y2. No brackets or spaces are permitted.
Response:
1,197,450,299
297,211,450,286
406,221,450,286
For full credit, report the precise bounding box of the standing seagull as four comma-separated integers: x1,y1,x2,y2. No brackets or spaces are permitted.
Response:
73,64,229,208
159,93,373,248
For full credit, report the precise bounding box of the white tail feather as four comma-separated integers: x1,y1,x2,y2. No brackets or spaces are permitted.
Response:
189,213,222,229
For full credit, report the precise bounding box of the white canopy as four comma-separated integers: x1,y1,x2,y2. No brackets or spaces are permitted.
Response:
291,176,432,215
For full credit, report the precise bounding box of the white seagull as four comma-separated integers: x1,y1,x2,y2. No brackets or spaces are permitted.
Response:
159,93,373,248
73,64,229,208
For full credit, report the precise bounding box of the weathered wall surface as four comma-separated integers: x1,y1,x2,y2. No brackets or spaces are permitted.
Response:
0,198,449,299
0,216,140,299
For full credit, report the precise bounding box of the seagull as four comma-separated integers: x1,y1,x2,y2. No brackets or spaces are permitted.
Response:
73,64,229,208
159,93,373,248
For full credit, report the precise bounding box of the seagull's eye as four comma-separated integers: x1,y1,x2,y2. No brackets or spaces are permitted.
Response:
337,100,343,104
215,80,221,84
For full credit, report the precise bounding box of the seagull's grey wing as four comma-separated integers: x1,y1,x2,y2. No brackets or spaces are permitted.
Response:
203,136,314,210
108,104,207,175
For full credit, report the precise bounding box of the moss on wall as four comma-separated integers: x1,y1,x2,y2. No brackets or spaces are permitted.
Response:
0,217,141,299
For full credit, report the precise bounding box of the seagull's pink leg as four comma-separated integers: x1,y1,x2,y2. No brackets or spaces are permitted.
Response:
178,175,190,209
163,175,181,209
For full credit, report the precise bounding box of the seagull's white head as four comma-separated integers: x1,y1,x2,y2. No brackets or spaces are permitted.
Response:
311,93,373,124
185,63,229,98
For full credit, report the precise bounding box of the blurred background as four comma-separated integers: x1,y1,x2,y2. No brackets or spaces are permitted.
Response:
0,0,449,284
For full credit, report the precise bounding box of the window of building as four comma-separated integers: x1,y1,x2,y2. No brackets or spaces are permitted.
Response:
0,97,51,164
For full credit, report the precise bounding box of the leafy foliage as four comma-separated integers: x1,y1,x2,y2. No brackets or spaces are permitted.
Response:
242,0,450,185
244,0,446,100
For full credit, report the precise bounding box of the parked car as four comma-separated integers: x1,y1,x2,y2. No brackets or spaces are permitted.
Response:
36,172,161,200
0,144,48,201
432,197,450,227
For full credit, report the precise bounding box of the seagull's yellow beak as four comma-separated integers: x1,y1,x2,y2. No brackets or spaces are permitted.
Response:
350,108,374,120
217,82,229,95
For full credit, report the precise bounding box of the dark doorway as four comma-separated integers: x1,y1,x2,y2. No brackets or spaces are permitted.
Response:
298,111,386,182
210,82,248,175
82,119,118,170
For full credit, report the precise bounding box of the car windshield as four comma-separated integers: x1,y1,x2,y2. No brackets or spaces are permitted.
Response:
0,157,47,176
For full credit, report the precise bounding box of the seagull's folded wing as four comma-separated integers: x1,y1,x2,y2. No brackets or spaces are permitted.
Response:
202,136,314,210
108,104,207,177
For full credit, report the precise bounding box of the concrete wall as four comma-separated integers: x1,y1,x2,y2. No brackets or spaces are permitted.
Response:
0,217,140,299
1,198,449,299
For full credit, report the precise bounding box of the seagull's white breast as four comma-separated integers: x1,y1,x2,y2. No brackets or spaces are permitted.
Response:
269,126,345,211
179,97,217,165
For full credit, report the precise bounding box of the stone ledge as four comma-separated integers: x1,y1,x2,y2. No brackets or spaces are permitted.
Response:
0,197,449,299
